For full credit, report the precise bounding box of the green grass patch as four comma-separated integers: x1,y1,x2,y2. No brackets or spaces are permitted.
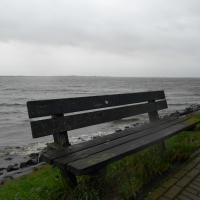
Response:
1,120,200,199
0,166,60,200
194,113,200,119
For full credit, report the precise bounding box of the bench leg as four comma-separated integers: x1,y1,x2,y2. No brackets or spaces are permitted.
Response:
158,141,166,150
89,166,107,178
157,141,166,155
186,126,196,132
60,169,77,188
85,166,107,186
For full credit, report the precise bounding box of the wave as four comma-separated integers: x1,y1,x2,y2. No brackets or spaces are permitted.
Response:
0,111,19,114
3,88,19,91
0,103,25,107
169,102,199,106
12,97,28,100
0,141,50,156
169,103,190,105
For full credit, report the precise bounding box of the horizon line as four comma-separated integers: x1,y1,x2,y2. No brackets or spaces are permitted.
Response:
0,75,200,78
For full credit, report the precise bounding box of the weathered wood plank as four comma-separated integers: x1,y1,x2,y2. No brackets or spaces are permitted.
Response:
53,116,191,169
148,100,166,150
52,114,70,147
42,116,177,164
27,91,165,118
67,118,200,175
31,100,167,138
148,100,160,121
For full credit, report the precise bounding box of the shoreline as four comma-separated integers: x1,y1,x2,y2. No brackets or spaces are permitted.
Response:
0,155,46,185
0,104,200,185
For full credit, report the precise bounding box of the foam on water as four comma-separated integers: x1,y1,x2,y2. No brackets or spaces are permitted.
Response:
0,141,50,156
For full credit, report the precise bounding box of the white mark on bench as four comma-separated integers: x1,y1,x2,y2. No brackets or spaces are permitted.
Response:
105,100,108,104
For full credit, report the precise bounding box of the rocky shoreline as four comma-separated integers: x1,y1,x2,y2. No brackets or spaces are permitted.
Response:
1,104,200,185
0,151,47,185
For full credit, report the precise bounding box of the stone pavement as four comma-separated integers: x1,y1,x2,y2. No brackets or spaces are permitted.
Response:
143,153,200,200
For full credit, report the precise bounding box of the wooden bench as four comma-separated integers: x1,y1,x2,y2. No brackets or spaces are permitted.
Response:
26,90,200,186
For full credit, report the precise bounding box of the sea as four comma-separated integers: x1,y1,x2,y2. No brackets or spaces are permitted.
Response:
0,76,200,155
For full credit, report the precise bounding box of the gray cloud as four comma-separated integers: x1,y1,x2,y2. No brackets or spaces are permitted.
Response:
1,1,199,49
0,0,200,76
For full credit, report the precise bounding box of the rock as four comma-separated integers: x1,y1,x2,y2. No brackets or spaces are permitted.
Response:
3,175,13,179
6,163,19,172
0,179,4,185
164,104,200,119
6,165,14,172
28,153,41,164
29,153,39,159
180,110,190,116
12,166,19,171
38,152,43,162
134,123,138,126
115,129,122,132
0,168,6,171
30,158,38,165
5,157,12,161
19,162,27,168
2,175,13,183
135,123,142,127
26,159,33,166
170,110,180,117
24,158,38,166
92,135,101,139
0,175,15,185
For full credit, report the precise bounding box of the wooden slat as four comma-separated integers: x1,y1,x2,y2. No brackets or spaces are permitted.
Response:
27,91,165,118
67,118,200,175
148,100,159,121
31,100,167,138
52,114,70,147
53,116,190,169
42,116,178,164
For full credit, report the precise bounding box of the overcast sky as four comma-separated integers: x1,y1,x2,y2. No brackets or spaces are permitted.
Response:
0,0,200,77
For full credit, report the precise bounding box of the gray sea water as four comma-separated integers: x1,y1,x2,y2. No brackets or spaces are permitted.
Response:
0,76,200,155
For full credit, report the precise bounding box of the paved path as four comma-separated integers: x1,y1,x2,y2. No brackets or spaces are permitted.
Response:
143,153,200,200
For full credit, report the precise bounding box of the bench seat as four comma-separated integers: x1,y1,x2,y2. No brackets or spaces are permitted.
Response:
42,115,200,176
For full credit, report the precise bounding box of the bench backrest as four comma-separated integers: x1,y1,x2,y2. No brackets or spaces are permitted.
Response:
27,90,167,146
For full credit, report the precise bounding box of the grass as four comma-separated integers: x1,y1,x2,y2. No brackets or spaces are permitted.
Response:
1,114,200,200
